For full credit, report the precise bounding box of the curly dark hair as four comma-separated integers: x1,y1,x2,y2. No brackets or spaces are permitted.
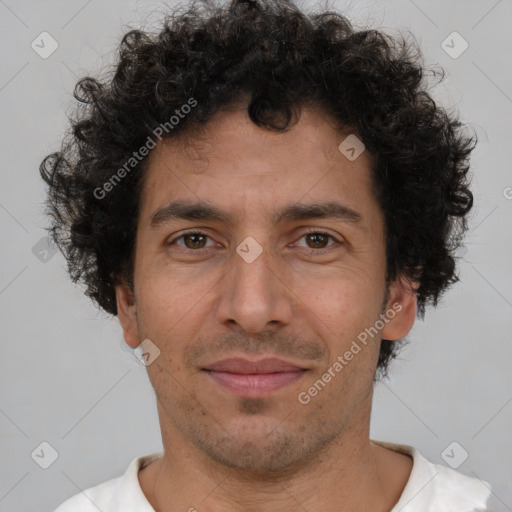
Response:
39,0,475,377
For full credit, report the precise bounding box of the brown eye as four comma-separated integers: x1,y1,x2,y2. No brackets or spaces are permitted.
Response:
305,233,331,249
182,233,208,249
167,231,215,251
295,231,339,251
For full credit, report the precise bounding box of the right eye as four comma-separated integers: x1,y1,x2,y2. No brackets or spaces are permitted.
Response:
166,231,219,253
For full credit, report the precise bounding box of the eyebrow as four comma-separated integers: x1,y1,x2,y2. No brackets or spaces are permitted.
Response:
149,200,363,229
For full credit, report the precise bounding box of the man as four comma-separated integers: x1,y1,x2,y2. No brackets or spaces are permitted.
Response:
42,0,492,509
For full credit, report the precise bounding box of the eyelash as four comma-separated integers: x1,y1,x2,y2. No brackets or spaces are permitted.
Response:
167,229,341,254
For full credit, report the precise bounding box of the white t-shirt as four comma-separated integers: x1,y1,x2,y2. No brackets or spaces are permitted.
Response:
54,440,492,511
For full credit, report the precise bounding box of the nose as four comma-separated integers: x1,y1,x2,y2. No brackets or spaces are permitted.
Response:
214,241,294,333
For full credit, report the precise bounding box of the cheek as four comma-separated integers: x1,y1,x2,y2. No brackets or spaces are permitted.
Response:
137,250,219,309
290,264,383,322
134,259,226,355
289,269,385,366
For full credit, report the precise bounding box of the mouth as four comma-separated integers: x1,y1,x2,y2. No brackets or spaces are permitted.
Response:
202,357,308,398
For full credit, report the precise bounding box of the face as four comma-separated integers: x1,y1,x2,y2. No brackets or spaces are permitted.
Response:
116,104,416,473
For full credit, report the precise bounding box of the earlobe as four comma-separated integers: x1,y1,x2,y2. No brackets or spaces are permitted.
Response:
115,282,141,349
381,276,418,341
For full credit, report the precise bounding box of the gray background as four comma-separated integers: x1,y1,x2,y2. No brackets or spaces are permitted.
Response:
1,0,511,510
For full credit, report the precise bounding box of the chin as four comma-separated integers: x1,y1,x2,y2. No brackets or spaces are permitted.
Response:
192,418,336,475
201,435,305,473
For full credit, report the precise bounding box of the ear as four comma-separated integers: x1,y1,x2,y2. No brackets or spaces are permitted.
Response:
115,280,141,349
381,275,418,341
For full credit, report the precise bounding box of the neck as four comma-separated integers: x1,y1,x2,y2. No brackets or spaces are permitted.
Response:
139,400,412,512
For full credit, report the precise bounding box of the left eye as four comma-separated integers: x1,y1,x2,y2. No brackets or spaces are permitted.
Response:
294,232,338,250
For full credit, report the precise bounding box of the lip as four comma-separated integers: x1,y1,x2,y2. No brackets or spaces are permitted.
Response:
202,357,307,398
204,357,305,374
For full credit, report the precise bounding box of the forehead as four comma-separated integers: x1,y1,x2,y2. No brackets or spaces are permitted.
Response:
138,106,378,225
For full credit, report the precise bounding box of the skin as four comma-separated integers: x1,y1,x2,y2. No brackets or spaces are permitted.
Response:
116,103,418,512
